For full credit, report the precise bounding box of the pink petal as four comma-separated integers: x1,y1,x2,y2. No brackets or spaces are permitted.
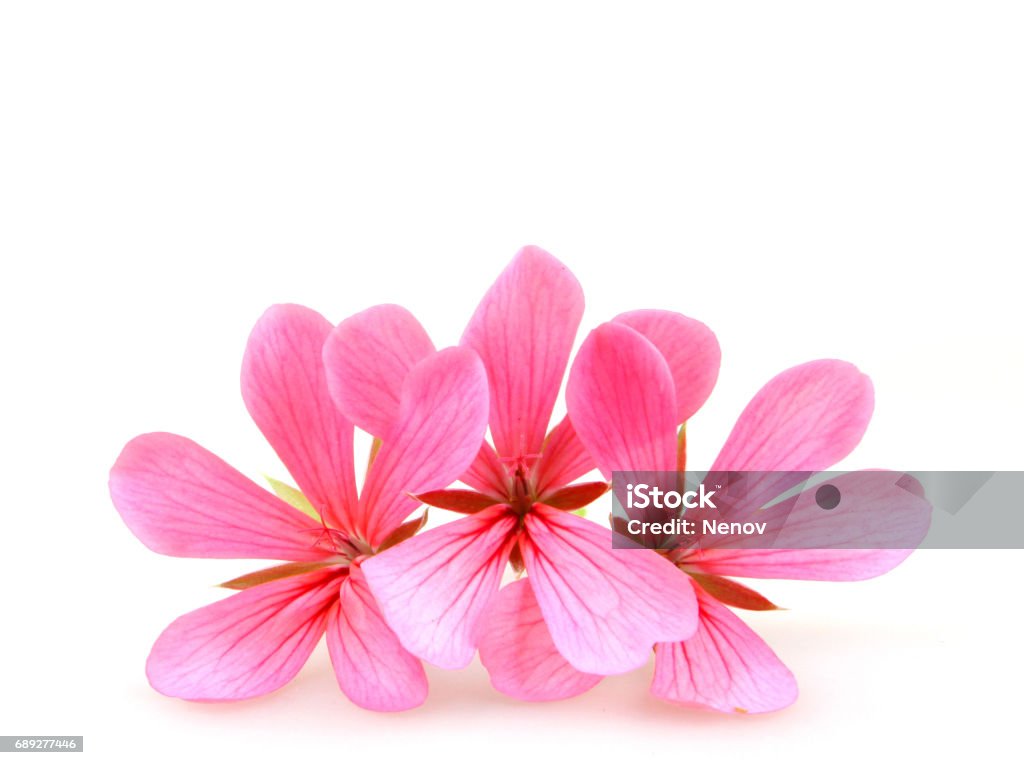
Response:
110,433,334,561
357,347,490,546
712,359,874,472
146,568,341,701
695,361,887,582
461,441,510,500
534,415,596,496
479,577,602,701
651,587,797,714
241,304,358,531
322,304,436,439
613,309,721,423
685,547,919,582
361,505,518,669
566,322,678,479
683,471,931,580
521,505,698,674
461,246,584,459
326,567,428,712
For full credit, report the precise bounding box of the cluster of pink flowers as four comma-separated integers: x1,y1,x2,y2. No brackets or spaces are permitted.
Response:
110,246,918,713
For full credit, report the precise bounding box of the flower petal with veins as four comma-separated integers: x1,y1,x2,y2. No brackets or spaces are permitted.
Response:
479,578,603,701
651,587,797,714
612,309,721,424
241,304,359,531
357,347,490,546
323,304,435,438
327,568,428,712
146,568,342,701
522,505,698,675
533,416,595,496
567,322,678,479
712,359,874,473
110,432,334,561
361,505,519,669
462,245,584,459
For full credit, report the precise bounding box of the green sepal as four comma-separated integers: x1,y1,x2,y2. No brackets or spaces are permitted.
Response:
264,474,320,521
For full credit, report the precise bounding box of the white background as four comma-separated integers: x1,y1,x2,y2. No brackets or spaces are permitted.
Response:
2,2,1022,762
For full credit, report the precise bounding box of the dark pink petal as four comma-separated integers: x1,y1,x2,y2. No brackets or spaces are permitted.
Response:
322,304,436,439
651,587,797,714
357,347,490,546
479,577,603,701
613,309,721,423
461,441,510,500
361,506,518,669
241,304,358,531
521,505,698,675
146,568,341,701
461,246,584,459
534,416,596,496
110,433,333,561
326,568,428,712
712,359,874,472
567,322,678,479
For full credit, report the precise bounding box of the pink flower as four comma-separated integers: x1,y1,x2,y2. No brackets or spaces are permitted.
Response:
493,320,930,711
321,248,720,686
109,304,489,711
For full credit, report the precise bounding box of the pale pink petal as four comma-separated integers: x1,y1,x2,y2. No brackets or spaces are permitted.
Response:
684,471,931,580
146,568,341,700
361,506,518,669
479,577,602,701
712,359,874,472
692,362,899,582
461,246,584,459
110,433,333,561
241,304,358,531
566,322,678,479
534,416,596,497
685,547,918,582
326,567,428,712
613,309,721,423
461,441,510,500
651,587,797,714
357,347,490,546
322,304,436,438
521,505,698,674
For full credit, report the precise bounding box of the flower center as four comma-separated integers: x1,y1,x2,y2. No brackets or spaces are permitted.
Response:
504,454,539,516
311,525,371,562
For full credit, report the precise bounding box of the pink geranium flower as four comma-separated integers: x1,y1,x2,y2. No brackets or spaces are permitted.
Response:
321,248,720,684
109,304,489,711
493,320,929,711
